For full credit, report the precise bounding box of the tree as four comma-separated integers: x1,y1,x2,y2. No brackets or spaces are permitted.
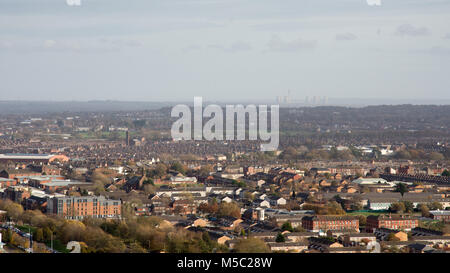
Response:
150,164,168,178
350,202,363,211
82,226,126,253
170,162,186,175
34,228,44,242
198,165,213,177
10,233,19,246
429,152,444,161
418,204,430,217
125,242,147,253
1,229,12,243
443,224,450,235
240,229,246,237
232,180,246,188
43,227,53,241
326,201,346,215
427,202,443,210
143,184,156,195
280,147,298,160
357,215,367,227
93,181,106,195
390,202,406,213
233,237,270,253
275,232,286,243
91,170,110,185
133,119,146,128
198,201,219,215
394,183,409,197
243,192,255,202
2,200,24,221
23,238,30,249
293,226,306,232
285,200,301,211
217,202,241,218
281,221,294,232
360,186,370,194
402,201,414,213
142,178,154,185
60,220,86,243
442,170,450,177
387,233,400,241
394,150,411,160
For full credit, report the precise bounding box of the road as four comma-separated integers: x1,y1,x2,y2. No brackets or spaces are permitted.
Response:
0,223,60,253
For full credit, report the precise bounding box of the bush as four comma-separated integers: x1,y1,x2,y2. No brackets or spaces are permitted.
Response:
276,233,286,243
281,221,294,232
233,237,270,253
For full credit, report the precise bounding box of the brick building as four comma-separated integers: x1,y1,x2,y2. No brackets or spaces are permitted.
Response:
302,215,359,232
2,186,31,203
0,178,18,188
171,199,197,215
366,214,418,232
429,210,450,222
47,195,121,220
0,169,41,179
0,153,69,164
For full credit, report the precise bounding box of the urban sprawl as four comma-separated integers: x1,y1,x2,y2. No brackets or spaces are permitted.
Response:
0,104,449,253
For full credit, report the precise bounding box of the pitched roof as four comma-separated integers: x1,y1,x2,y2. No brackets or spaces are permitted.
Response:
303,215,359,221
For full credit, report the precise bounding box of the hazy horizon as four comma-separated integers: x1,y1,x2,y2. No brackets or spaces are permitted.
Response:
1,99,450,115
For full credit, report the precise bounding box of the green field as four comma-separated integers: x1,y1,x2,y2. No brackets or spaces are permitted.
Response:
346,210,422,217
346,211,388,216
77,131,127,139
44,239,70,253
15,224,37,234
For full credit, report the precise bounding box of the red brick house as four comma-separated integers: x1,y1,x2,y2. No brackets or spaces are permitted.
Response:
366,214,418,232
429,210,450,222
171,199,197,215
0,178,18,188
0,169,41,179
302,215,359,232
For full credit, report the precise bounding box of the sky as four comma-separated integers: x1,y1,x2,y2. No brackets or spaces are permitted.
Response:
1,0,450,102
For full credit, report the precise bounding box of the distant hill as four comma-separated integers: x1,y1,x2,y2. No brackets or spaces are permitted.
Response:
0,101,177,114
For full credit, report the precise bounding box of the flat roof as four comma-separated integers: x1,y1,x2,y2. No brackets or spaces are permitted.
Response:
0,153,54,159
43,181,91,187
430,210,450,216
0,178,15,181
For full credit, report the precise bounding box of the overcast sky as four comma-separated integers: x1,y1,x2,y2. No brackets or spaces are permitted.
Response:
1,0,450,102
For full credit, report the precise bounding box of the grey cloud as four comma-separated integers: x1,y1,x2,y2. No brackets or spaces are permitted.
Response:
251,21,306,32
2,39,129,53
428,46,450,55
208,44,224,50
267,35,317,52
444,33,450,39
207,41,252,53
395,24,430,37
229,41,252,52
99,38,143,47
182,44,202,53
39,40,112,52
335,33,357,41
0,40,14,49
414,46,450,56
